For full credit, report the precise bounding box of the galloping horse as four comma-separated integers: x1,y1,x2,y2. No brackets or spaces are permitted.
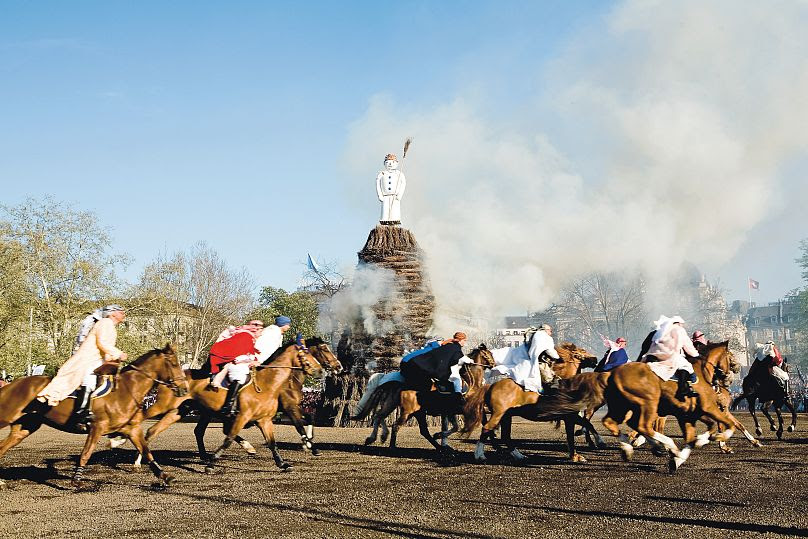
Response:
731,362,797,439
130,340,322,472
0,345,188,488
461,343,605,463
352,345,495,454
601,341,738,472
122,336,341,467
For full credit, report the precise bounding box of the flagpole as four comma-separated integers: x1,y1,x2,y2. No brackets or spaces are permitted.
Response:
747,276,752,307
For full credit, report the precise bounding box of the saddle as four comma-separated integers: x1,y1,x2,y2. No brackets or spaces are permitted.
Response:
67,376,114,400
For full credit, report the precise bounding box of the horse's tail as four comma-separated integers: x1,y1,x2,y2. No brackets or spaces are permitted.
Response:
730,392,747,412
351,373,388,421
529,386,596,420
460,383,490,436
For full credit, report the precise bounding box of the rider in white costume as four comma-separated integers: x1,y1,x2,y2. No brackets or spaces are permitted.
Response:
490,324,559,394
376,153,406,224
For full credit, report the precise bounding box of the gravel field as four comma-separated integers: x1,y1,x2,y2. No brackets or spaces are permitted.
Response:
1,415,806,539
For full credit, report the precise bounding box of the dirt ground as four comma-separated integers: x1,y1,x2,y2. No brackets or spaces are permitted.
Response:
1,414,806,539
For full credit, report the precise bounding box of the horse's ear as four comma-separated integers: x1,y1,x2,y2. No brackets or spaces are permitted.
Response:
164,342,176,354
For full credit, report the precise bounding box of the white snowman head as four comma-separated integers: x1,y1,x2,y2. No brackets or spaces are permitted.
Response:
384,153,399,171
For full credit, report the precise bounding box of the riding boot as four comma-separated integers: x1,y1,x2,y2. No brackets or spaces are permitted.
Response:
73,386,94,432
222,381,243,417
675,370,699,400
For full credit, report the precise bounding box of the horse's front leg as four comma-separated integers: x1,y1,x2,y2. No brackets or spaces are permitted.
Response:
415,411,444,453
124,423,174,487
285,404,317,455
73,423,106,488
134,408,183,470
254,417,291,471
773,405,784,439
748,398,763,436
784,398,797,433
0,417,43,489
565,415,587,463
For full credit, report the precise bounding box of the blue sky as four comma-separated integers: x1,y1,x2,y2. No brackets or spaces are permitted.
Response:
2,1,806,312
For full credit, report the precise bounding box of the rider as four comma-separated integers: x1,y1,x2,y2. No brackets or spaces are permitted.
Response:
209,319,265,416
595,337,629,372
36,304,128,430
752,340,789,390
491,323,560,394
691,330,710,354
642,315,700,400
400,331,467,394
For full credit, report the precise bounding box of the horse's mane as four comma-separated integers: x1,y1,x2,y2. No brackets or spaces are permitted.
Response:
305,336,327,348
703,340,730,351
120,347,167,372
261,341,298,365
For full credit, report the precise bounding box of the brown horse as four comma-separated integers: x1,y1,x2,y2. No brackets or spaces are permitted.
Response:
0,344,188,488
601,341,738,472
461,343,604,463
124,336,341,468
138,341,322,473
352,345,496,454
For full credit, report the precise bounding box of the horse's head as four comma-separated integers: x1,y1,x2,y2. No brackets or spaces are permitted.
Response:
461,343,497,387
131,343,189,397
701,340,732,385
468,343,496,368
304,336,343,375
556,342,598,375
292,340,324,378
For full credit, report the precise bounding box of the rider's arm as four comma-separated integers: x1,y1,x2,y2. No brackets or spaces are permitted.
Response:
95,318,124,360
679,327,700,358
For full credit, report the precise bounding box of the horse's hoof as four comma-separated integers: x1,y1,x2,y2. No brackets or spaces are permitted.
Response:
651,446,667,458
574,429,585,436
161,473,176,485
776,431,783,440
363,438,374,446
0,480,7,490
753,440,764,447
571,454,587,463
280,464,293,473
770,425,777,432
720,446,734,454
787,425,795,433
755,428,763,436
619,442,634,461
132,465,142,473
667,456,678,475
204,466,215,475
596,442,607,450
311,448,321,457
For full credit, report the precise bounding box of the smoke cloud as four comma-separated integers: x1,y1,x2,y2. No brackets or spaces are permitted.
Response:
342,1,808,334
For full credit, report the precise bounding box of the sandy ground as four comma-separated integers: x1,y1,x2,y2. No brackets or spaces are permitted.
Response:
0,415,806,539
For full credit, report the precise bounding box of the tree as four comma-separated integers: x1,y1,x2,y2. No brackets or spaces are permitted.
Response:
0,197,128,371
250,286,319,341
552,272,648,353
130,242,254,367
298,258,347,343
794,239,808,370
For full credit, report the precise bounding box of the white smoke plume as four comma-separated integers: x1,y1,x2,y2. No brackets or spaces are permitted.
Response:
318,264,399,335
342,1,808,334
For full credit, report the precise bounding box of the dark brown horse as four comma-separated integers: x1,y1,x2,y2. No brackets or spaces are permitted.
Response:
122,336,341,468
352,345,496,454
601,341,737,472
461,343,603,463
731,362,797,439
0,345,188,488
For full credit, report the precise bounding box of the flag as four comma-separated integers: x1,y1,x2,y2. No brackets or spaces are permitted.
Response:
748,278,759,290
307,253,321,273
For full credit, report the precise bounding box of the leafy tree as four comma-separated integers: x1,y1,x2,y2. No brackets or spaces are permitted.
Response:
795,239,808,370
0,197,128,372
251,286,319,342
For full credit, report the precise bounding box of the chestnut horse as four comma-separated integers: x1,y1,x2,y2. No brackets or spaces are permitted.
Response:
128,340,322,473
461,343,605,463
0,345,188,488
352,345,496,454
122,336,341,466
601,341,738,472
